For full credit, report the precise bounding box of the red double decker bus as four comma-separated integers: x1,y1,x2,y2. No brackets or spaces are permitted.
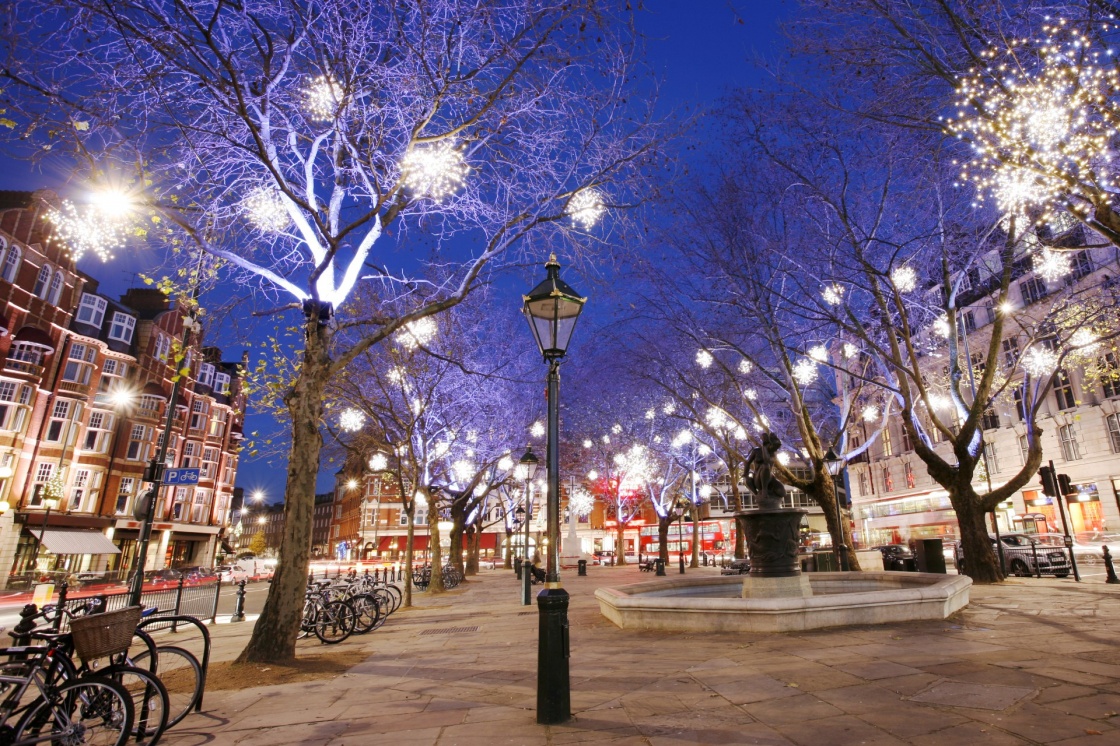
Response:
638,521,727,557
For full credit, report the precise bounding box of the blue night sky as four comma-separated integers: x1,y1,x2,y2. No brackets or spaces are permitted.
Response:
0,2,790,503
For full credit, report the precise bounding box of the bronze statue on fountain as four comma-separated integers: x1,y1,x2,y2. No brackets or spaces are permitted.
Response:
737,432,809,584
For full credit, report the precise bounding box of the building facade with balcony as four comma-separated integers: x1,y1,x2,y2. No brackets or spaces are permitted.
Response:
0,190,247,587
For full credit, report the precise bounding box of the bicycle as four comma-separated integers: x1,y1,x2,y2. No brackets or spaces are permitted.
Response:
300,583,357,644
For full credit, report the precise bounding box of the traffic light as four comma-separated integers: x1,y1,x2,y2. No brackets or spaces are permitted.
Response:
1038,466,1058,497
1057,473,1075,498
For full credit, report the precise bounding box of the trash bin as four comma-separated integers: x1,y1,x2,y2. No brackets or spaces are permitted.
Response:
814,551,837,572
577,559,587,576
801,554,816,572
655,559,666,576
514,559,522,580
914,539,946,573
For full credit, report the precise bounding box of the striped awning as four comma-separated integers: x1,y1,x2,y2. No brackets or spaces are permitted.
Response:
31,529,121,555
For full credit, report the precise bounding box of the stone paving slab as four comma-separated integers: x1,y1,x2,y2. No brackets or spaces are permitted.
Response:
161,567,1120,745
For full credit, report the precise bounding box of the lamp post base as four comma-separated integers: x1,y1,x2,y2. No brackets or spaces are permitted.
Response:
536,586,570,724
522,560,532,606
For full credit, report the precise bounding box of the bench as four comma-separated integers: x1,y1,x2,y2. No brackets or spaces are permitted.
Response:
639,561,655,572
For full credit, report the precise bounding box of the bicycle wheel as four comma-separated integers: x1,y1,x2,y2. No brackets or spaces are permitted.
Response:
16,675,134,746
383,584,402,613
313,601,355,644
348,594,380,634
130,646,202,729
100,664,170,745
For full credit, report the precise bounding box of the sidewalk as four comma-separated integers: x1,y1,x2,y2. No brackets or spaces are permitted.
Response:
164,566,1120,745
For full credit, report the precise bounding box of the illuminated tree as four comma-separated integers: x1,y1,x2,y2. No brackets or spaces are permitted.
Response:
1,0,662,662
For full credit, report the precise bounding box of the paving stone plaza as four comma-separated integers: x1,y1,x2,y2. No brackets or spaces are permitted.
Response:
165,566,1120,745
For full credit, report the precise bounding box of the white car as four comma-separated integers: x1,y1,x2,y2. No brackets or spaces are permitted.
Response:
217,565,250,583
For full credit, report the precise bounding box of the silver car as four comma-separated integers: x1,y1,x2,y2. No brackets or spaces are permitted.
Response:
957,533,1072,578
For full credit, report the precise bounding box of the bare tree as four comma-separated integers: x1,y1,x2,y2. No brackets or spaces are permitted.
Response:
1,0,663,661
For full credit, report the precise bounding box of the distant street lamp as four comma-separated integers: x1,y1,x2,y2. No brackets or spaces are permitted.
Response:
824,448,847,572
674,498,689,574
517,446,539,606
31,497,60,573
521,254,586,725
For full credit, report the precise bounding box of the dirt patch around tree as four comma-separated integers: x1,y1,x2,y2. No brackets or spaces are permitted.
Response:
189,651,358,692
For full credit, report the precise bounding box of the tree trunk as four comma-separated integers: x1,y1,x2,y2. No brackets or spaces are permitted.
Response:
429,520,445,593
615,522,627,565
821,487,862,572
503,531,512,569
735,527,746,559
466,529,480,575
690,508,700,568
953,487,1002,583
657,517,671,562
236,319,329,665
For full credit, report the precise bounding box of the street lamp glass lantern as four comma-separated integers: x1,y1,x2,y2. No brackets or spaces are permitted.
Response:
518,446,539,481
824,447,844,477
522,254,586,360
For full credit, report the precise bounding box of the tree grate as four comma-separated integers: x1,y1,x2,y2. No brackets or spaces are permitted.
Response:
518,612,534,616
420,626,479,635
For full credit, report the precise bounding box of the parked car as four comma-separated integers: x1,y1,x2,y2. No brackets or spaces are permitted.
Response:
1032,533,1103,567
592,551,614,565
874,544,914,571
176,566,216,583
720,558,751,575
216,565,251,583
957,533,1071,577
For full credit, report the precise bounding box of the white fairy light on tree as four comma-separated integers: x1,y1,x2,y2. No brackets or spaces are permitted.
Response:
400,140,469,200
947,23,1119,221
398,317,437,349
808,345,829,363
567,188,605,229
453,460,475,483
611,423,622,434
582,439,593,449
927,393,950,410
744,388,757,400
698,484,713,500
695,349,713,368
891,266,917,293
242,187,290,232
697,443,712,457
776,451,791,466
339,408,365,432
368,453,388,471
567,486,594,517
46,199,129,262
1022,346,1059,378
933,316,951,338
303,75,343,122
738,359,753,374
531,421,545,438
1033,248,1071,282
843,343,859,358
822,284,845,305
645,408,656,420
862,405,879,422
1070,327,1099,354
587,470,599,481
793,358,818,385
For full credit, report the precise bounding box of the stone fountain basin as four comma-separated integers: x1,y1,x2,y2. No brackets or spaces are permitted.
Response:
595,572,972,633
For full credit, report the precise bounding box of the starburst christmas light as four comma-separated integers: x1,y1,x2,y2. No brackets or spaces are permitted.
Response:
568,486,594,517
934,316,951,338
339,408,365,432
891,266,917,293
303,75,343,122
1022,346,1059,377
843,343,859,358
809,345,829,363
1070,327,1099,354
696,349,713,368
822,284,845,305
1033,248,1071,282
46,199,129,262
793,359,818,385
398,317,437,349
582,439,593,449
739,359,753,374
862,406,879,422
776,451,791,466
947,23,1120,221
368,453,388,471
400,141,469,200
568,188,605,229
531,421,546,438
744,388,757,400
242,187,290,232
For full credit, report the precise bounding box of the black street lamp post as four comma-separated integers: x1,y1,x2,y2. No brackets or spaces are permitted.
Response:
518,446,538,606
522,254,585,725
824,448,847,572
675,499,688,574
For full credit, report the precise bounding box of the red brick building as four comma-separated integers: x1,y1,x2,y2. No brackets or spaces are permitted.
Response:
0,190,246,587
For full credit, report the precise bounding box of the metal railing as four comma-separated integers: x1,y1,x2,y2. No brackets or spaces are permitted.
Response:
53,576,222,631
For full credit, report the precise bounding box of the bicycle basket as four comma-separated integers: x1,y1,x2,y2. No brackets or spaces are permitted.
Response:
68,605,141,662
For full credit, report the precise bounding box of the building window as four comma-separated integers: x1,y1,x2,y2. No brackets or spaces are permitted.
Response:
981,408,1001,430
154,333,171,363
1019,277,1046,305
82,411,114,453
882,467,893,492
1107,414,1120,453
189,399,207,431
1058,424,1080,461
858,471,869,496
76,294,107,327
1002,337,1019,368
881,427,893,457
172,487,190,520
198,364,214,389
126,424,150,461
1070,250,1093,280
62,343,96,386
900,427,913,452
208,408,227,438
192,489,210,523
8,342,44,366
0,381,27,432
47,270,63,305
71,469,96,513
399,507,428,525
1053,370,1076,410
115,478,136,514
45,399,73,442
983,442,999,473
213,373,230,395
108,312,136,344
962,310,976,333
33,264,51,299
182,441,199,468
1,245,20,282
984,302,996,325
1019,434,1030,464
29,462,55,507
1013,389,1026,422
1101,353,1120,399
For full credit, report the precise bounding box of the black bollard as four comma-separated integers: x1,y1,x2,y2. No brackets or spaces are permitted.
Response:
1104,546,1120,585
231,579,247,622
521,560,532,606
536,587,571,724
514,557,523,580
